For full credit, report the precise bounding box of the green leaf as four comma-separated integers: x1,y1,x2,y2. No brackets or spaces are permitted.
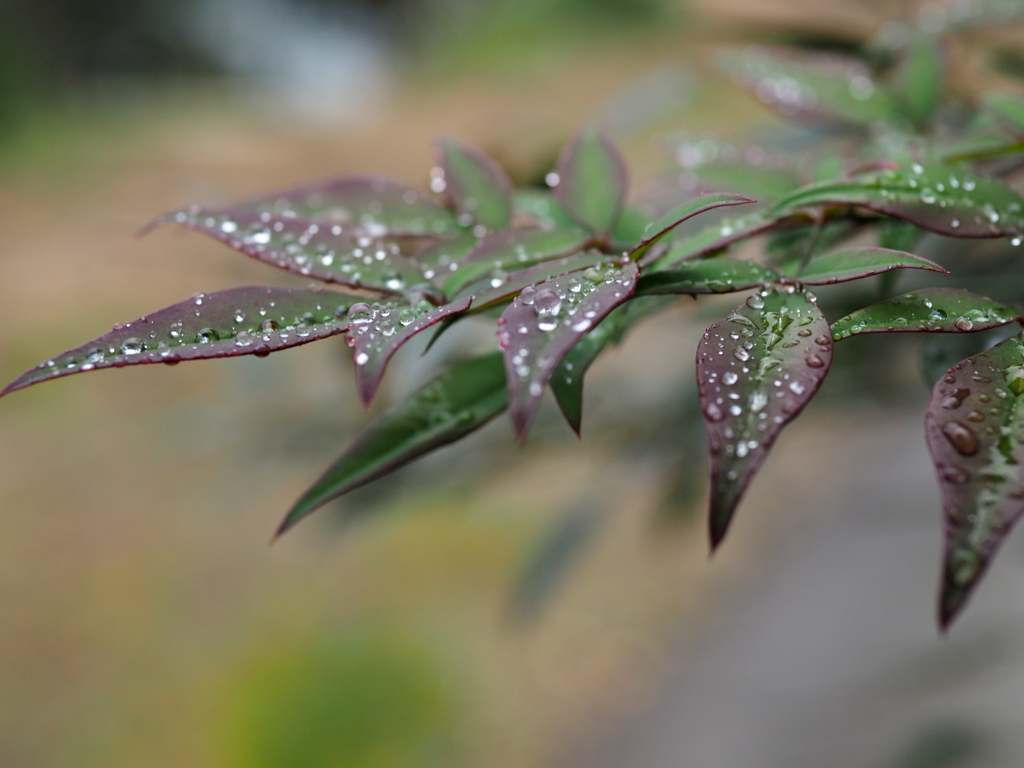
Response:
895,33,945,128
1,286,354,397
646,209,781,269
629,193,755,261
926,331,1024,628
672,137,803,201
513,190,577,230
831,288,1021,340
984,92,1024,135
276,353,507,537
697,287,833,547
773,162,1024,238
553,128,628,236
435,137,514,230
795,246,947,285
635,258,779,297
718,46,896,126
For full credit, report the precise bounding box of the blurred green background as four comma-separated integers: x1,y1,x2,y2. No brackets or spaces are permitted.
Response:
3,1,1024,767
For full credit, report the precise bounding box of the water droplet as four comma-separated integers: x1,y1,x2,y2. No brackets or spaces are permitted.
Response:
347,303,375,326
194,328,220,344
120,338,144,355
704,402,724,422
940,467,969,485
533,289,562,317
235,331,254,347
723,371,739,385
354,352,370,366
954,316,974,331
398,308,418,326
519,285,538,305
383,273,405,291
941,421,979,456
788,381,806,395
745,294,764,310
805,354,824,368
234,309,246,323
260,318,279,333
733,347,751,362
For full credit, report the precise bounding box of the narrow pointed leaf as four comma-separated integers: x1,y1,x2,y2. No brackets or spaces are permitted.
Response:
831,288,1020,341
629,193,755,260
896,33,945,128
553,128,628,236
926,332,1024,627
435,138,513,230
458,249,612,310
1,286,354,397
698,288,833,547
443,227,590,297
636,258,779,297
347,296,473,406
795,246,947,284
646,209,781,269
772,163,1024,238
156,209,429,293
498,261,638,439
276,352,508,536
719,46,896,126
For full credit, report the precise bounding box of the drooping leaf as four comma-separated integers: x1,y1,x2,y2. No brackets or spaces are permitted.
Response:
925,331,1024,627
443,227,590,297
1,286,355,397
645,209,782,269
795,246,948,285
497,260,639,439
697,287,833,547
553,128,628,236
629,193,755,260
635,258,779,297
435,138,514,230
718,45,896,126
984,92,1024,135
346,296,473,406
154,209,429,293
276,352,508,537
831,288,1020,340
772,163,1024,238
550,296,674,434
458,249,612,311
895,33,945,128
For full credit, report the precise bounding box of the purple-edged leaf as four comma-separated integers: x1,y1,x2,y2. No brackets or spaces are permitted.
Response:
926,331,1024,627
831,288,1020,341
444,227,591,297
435,138,513,230
459,249,611,311
629,193,755,260
157,209,429,293
795,246,947,284
410,233,480,281
497,260,638,439
645,209,781,269
347,296,473,406
553,128,628,237
698,288,833,547
1,286,355,397
276,352,507,537
772,163,1024,238
636,258,779,297
176,175,460,236
718,46,896,125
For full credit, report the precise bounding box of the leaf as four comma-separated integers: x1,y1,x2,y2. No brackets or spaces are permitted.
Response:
925,331,1024,628
550,296,674,435
553,128,628,236
347,296,473,406
276,352,508,537
636,258,779,297
831,288,1020,340
513,190,578,230
672,137,802,201
629,193,755,260
154,209,429,294
984,93,1024,135
772,163,1024,238
718,45,896,126
1,286,354,397
166,175,460,237
457,249,612,311
795,246,948,285
697,288,833,547
435,138,514,230
498,260,639,439
645,209,781,269
443,227,591,297
895,33,945,128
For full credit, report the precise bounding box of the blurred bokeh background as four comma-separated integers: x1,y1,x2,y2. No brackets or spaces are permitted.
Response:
3,1,1024,766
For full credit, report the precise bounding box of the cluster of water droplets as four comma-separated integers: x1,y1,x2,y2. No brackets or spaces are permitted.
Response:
344,298,435,367
835,291,1018,339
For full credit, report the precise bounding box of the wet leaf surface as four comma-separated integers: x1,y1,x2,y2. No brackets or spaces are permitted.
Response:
497,261,638,439
629,193,755,260
831,288,1020,340
457,249,613,310
1,286,355,396
153,209,430,293
925,331,1024,627
347,296,473,406
636,258,779,297
276,352,507,537
646,210,781,268
553,128,628,236
773,162,1024,238
435,138,513,230
795,246,948,284
697,288,833,547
